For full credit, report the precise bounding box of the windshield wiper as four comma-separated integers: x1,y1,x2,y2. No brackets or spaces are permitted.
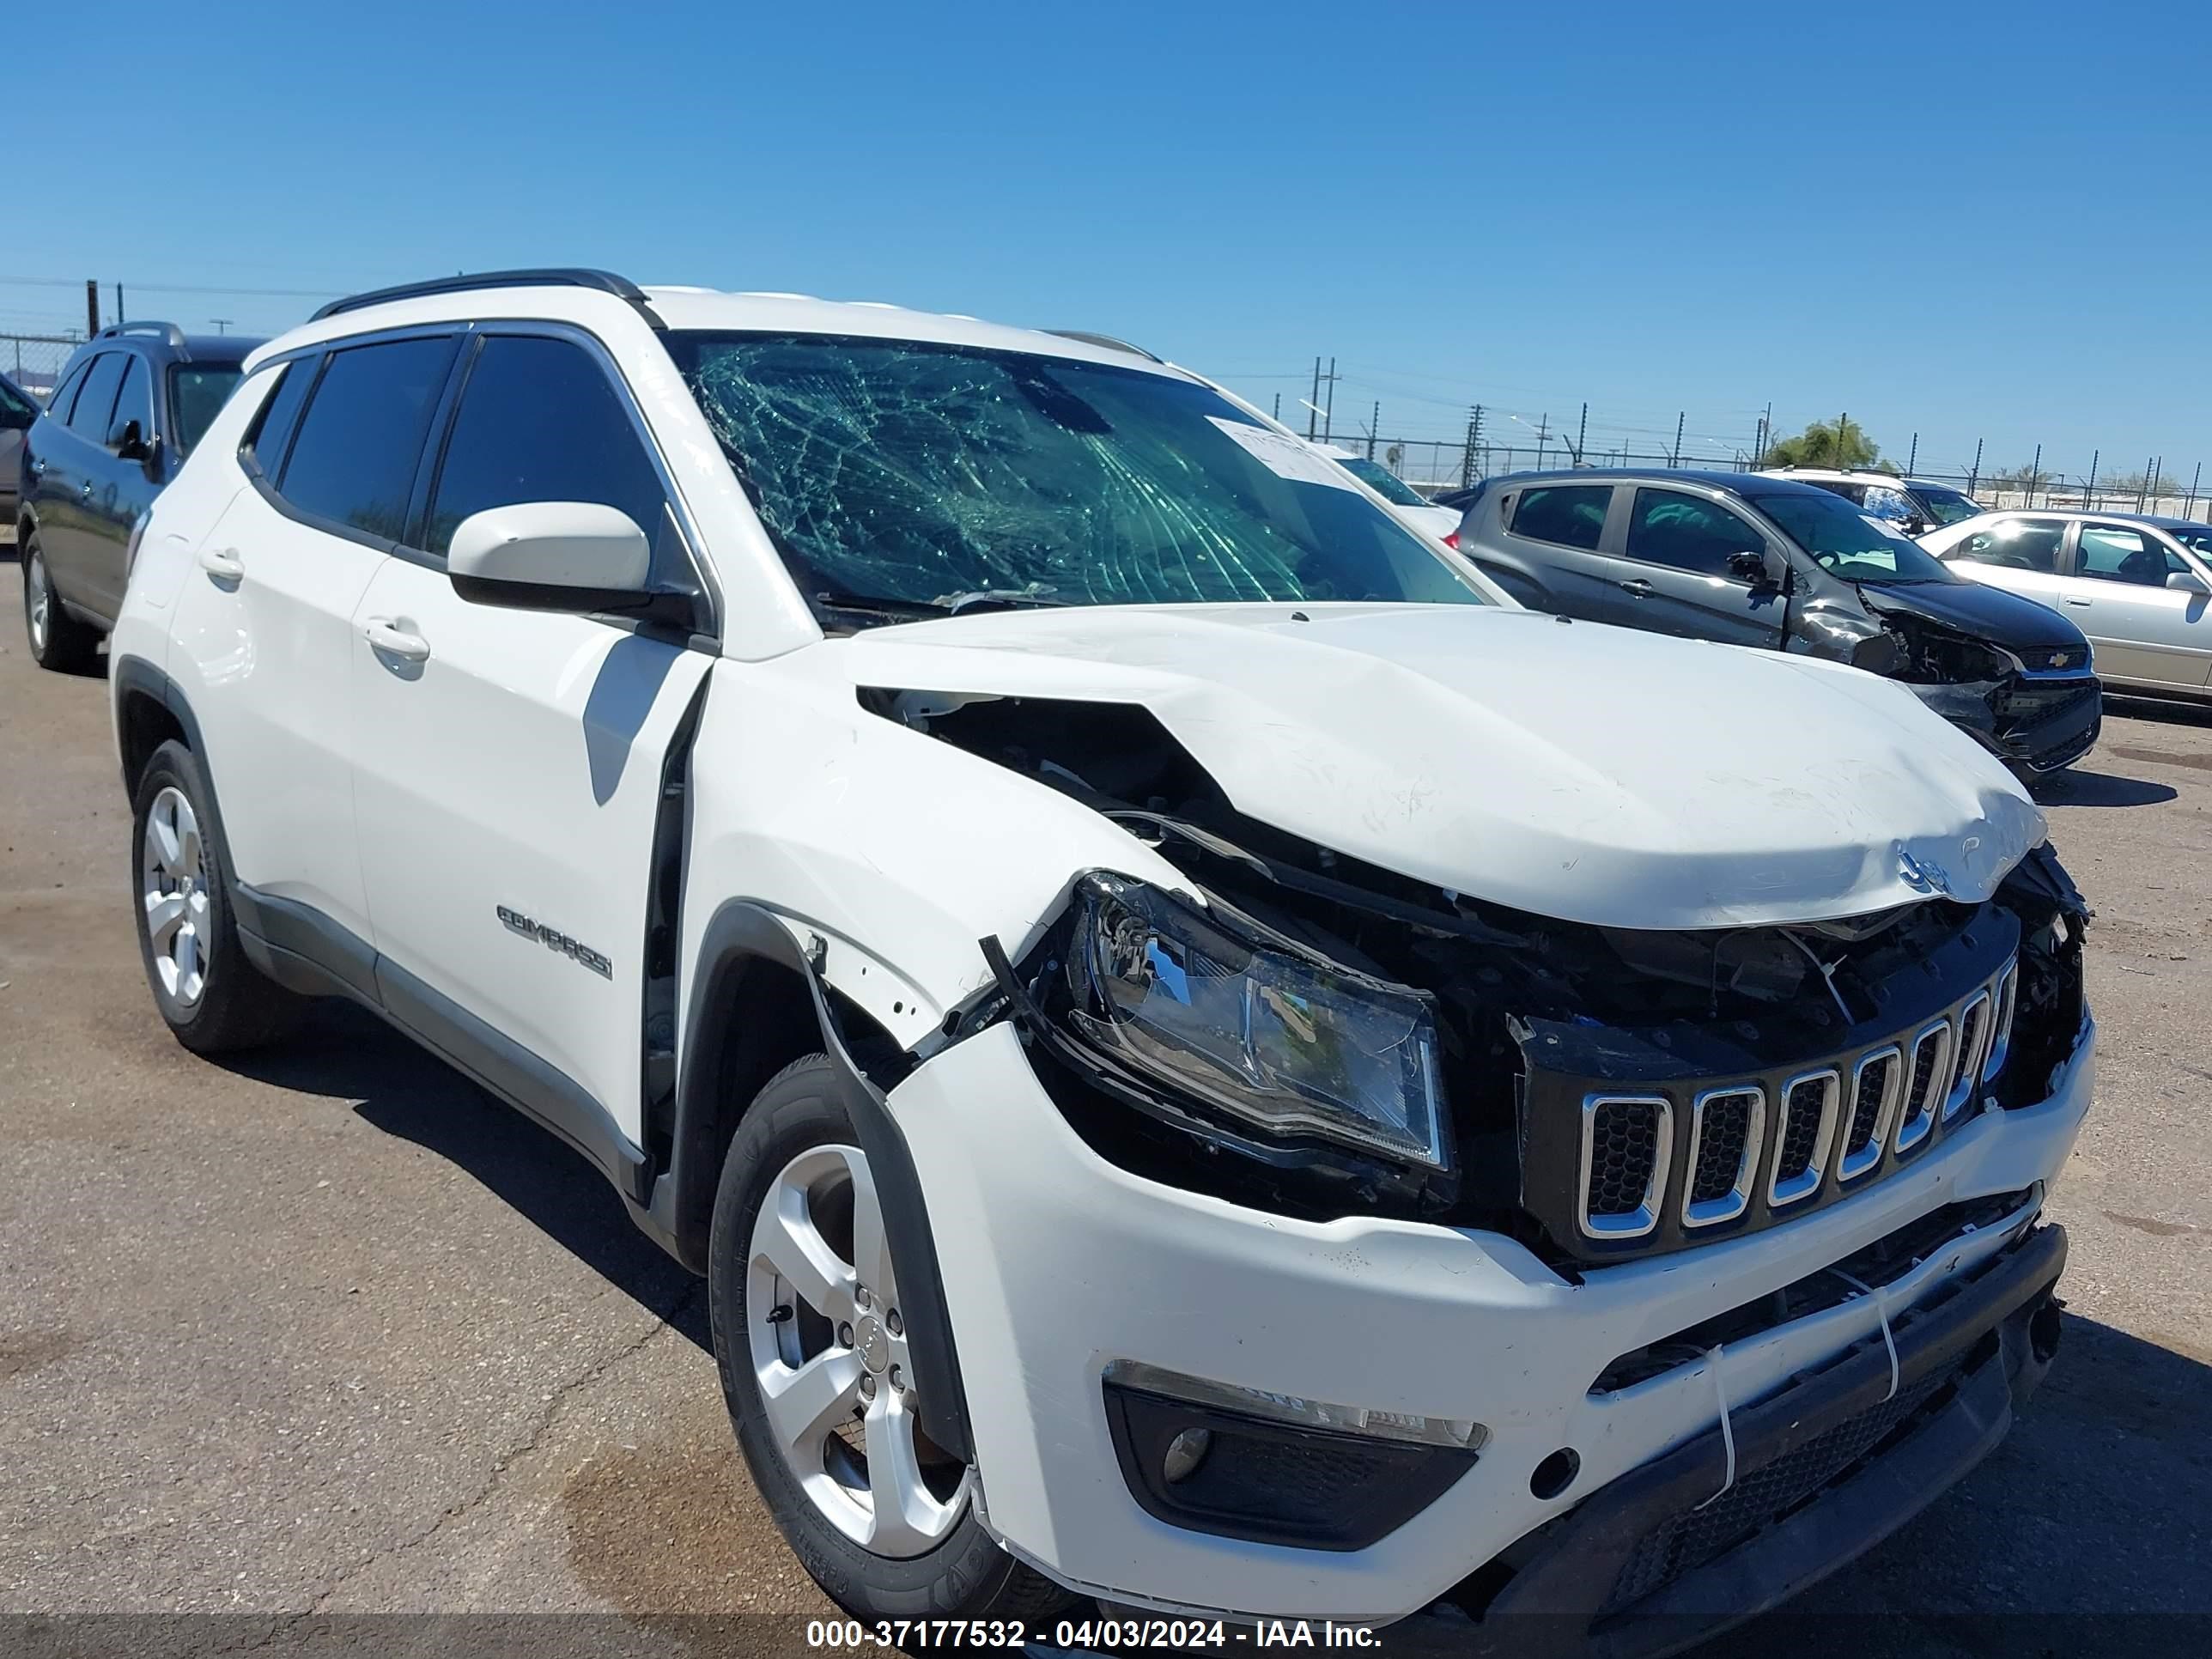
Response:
936,586,1069,615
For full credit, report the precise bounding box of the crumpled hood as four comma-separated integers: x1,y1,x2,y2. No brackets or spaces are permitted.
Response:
841,604,2046,931
1860,576,2089,659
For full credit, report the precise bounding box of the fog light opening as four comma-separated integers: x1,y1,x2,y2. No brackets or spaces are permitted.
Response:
2030,1298,2063,1364
1530,1448,1580,1501
1162,1426,1213,1485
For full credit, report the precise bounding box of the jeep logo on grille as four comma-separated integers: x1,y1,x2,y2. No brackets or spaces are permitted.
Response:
1895,847,1952,896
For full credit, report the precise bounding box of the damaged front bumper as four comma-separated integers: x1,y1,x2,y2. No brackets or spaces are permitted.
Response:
1909,672,2102,775
884,1013,2095,1626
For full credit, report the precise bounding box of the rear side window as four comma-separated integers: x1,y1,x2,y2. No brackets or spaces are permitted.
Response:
1510,484,1613,551
1626,489,1765,576
66,354,125,439
424,335,669,560
276,336,456,541
1953,519,2063,574
46,360,91,422
111,356,155,442
243,361,316,478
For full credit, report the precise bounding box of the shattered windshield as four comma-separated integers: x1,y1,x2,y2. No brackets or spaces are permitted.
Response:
1749,490,1956,584
667,333,1485,619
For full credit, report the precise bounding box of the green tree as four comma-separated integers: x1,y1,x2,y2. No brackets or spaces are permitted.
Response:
1762,416,1885,471
2100,468,2177,497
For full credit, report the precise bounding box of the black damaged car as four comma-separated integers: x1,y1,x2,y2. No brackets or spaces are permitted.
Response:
1453,470,2099,776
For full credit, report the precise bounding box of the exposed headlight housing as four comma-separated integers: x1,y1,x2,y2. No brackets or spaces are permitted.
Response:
1060,873,1450,1170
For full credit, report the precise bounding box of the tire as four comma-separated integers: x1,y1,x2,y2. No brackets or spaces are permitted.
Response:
708,1054,1073,1626
130,739,307,1054
21,532,101,673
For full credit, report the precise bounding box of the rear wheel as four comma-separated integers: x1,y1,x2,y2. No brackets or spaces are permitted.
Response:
21,533,101,673
131,740,306,1053
709,1055,1073,1623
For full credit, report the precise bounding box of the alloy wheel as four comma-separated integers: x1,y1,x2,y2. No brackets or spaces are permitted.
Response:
26,550,50,652
142,786,211,1009
747,1142,969,1558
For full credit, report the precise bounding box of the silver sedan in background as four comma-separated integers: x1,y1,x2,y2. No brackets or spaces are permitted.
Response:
1925,507,2212,699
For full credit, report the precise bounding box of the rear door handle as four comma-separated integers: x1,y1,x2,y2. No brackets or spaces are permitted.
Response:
2062,596,2093,607
198,547,244,580
1620,579,1656,598
29,457,46,477
363,617,431,663
80,480,94,499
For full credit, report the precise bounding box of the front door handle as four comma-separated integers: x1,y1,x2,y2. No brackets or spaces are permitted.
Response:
80,479,94,499
198,546,244,581
29,456,46,477
363,617,432,663
2062,596,2093,607
1620,579,1656,598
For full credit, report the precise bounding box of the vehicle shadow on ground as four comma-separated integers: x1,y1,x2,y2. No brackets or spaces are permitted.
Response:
2103,693,2212,731
215,997,710,1351
2031,767,2178,808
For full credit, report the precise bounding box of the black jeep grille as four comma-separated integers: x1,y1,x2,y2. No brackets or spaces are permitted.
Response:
1588,1100,1662,1218
1773,1079,1827,1184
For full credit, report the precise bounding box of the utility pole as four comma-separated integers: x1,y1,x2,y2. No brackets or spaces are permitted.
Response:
85,279,100,337
1307,358,1322,441
1462,404,1484,488
2139,455,2156,512
2086,450,2100,507
1670,411,1685,468
1322,356,1338,444
1534,412,1550,470
115,283,125,324
1573,402,1588,466
1758,401,1771,465
1367,400,1379,461
210,318,234,336
1271,392,1280,422
1836,412,1848,469
1968,439,1983,495
1907,433,1917,476
2188,461,2202,517
2029,443,2042,507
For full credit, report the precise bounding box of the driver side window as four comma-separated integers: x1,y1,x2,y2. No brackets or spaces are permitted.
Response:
1626,489,1764,577
2076,526,2185,586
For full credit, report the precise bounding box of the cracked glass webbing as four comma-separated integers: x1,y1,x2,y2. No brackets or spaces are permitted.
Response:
666,333,1485,617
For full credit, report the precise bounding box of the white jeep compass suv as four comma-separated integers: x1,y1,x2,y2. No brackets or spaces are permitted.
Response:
110,270,2094,1647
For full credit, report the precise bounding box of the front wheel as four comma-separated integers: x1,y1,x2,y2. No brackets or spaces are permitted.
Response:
21,532,102,673
708,1054,1073,1623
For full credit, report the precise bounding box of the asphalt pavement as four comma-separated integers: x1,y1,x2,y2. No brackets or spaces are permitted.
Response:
2,563,2207,1656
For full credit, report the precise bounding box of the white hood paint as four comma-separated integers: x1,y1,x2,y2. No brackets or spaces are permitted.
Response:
842,603,2046,933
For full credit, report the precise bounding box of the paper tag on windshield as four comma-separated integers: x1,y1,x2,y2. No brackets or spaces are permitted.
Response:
1206,417,1364,492
1862,513,1915,543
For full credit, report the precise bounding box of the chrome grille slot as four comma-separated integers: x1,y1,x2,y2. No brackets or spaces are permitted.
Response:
1894,1021,1952,1154
1561,955,2019,1256
1683,1087,1764,1228
1982,963,2017,1083
1836,1047,1900,1183
1579,1096,1672,1239
1945,991,1991,1121
1768,1070,1838,1207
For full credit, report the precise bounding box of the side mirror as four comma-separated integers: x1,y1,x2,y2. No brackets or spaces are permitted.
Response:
1726,548,1778,586
2167,570,2210,597
448,501,653,612
106,416,153,463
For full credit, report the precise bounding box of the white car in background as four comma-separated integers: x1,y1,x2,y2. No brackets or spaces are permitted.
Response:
1924,507,2212,700
1316,443,1462,540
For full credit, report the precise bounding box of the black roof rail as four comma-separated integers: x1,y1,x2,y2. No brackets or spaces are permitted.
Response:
309,268,664,328
1045,329,1161,363
98,320,187,348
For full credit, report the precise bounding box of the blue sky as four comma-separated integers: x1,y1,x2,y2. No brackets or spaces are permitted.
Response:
12,0,2208,486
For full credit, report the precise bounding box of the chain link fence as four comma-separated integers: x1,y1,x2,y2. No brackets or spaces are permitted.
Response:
1,332,88,402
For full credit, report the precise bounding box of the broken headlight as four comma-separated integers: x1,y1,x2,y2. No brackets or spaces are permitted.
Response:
1062,874,1449,1170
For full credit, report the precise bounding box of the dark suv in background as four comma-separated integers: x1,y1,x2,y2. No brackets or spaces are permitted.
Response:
1455,469,2101,776
17,322,260,670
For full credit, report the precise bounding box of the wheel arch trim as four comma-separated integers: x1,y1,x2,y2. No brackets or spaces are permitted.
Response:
659,898,974,1464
